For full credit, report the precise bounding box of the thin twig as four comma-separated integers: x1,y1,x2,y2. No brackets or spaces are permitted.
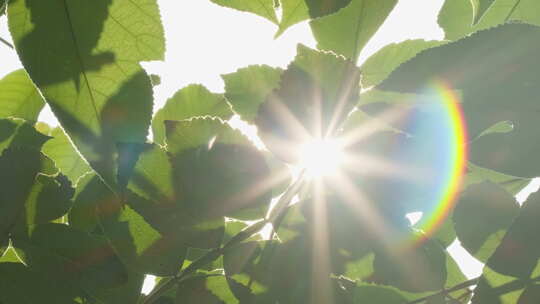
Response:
407,277,479,304
142,173,306,304
0,36,13,49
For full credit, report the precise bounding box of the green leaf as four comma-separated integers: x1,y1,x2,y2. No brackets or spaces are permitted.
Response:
0,148,59,247
472,190,540,303
0,69,44,121
472,0,497,24
486,190,540,279
373,237,448,292
152,84,233,145
465,163,531,195
166,117,272,220
472,266,533,304
222,65,282,123
310,0,397,61
352,284,409,304
12,223,127,297
453,181,519,263
275,0,309,37
93,269,145,304
360,40,445,88
175,275,238,304
438,0,540,40
69,172,113,233
255,44,360,163
75,173,191,275
210,0,278,24
42,127,92,185
438,0,474,40
150,74,162,86
8,0,163,188
518,284,540,304
101,199,188,277
0,262,82,304
223,241,268,300
124,143,225,250
376,23,540,177
126,143,175,203
305,0,352,18
0,118,51,154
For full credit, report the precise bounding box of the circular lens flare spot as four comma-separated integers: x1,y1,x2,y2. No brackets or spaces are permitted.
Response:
298,139,344,178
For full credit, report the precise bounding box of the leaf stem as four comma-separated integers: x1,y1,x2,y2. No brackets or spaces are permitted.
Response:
0,36,13,49
505,0,521,22
407,277,479,304
142,172,306,304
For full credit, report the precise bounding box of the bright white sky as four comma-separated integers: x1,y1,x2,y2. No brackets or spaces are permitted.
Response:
4,0,539,286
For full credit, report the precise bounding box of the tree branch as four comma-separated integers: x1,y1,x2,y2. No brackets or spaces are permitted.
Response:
0,36,14,49
142,173,305,304
407,278,479,304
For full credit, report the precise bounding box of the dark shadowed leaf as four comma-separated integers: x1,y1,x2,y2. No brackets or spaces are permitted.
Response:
0,69,44,121
472,191,540,303
175,275,237,304
256,45,360,163
0,118,50,154
152,84,233,145
8,0,163,189
352,284,408,304
166,117,272,220
305,0,352,18
376,23,540,177
12,223,128,296
93,269,145,304
310,0,397,61
123,143,225,250
373,236,448,292
0,262,82,304
453,181,519,262
0,148,58,249
222,65,282,122
486,191,540,279
223,241,269,301
75,173,191,276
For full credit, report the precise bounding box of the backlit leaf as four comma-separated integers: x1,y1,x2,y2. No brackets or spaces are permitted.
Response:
8,0,164,188
42,127,92,185
360,39,444,88
210,0,278,24
275,0,309,37
472,0,497,24
152,84,233,145
222,65,282,122
310,0,397,61
0,69,44,121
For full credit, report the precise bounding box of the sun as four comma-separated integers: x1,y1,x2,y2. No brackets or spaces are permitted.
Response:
298,138,345,178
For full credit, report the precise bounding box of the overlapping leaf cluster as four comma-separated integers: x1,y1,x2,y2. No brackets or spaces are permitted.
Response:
1,0,540,303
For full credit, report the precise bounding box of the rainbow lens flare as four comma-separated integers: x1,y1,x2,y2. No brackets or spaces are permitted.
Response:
411,81,468,240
